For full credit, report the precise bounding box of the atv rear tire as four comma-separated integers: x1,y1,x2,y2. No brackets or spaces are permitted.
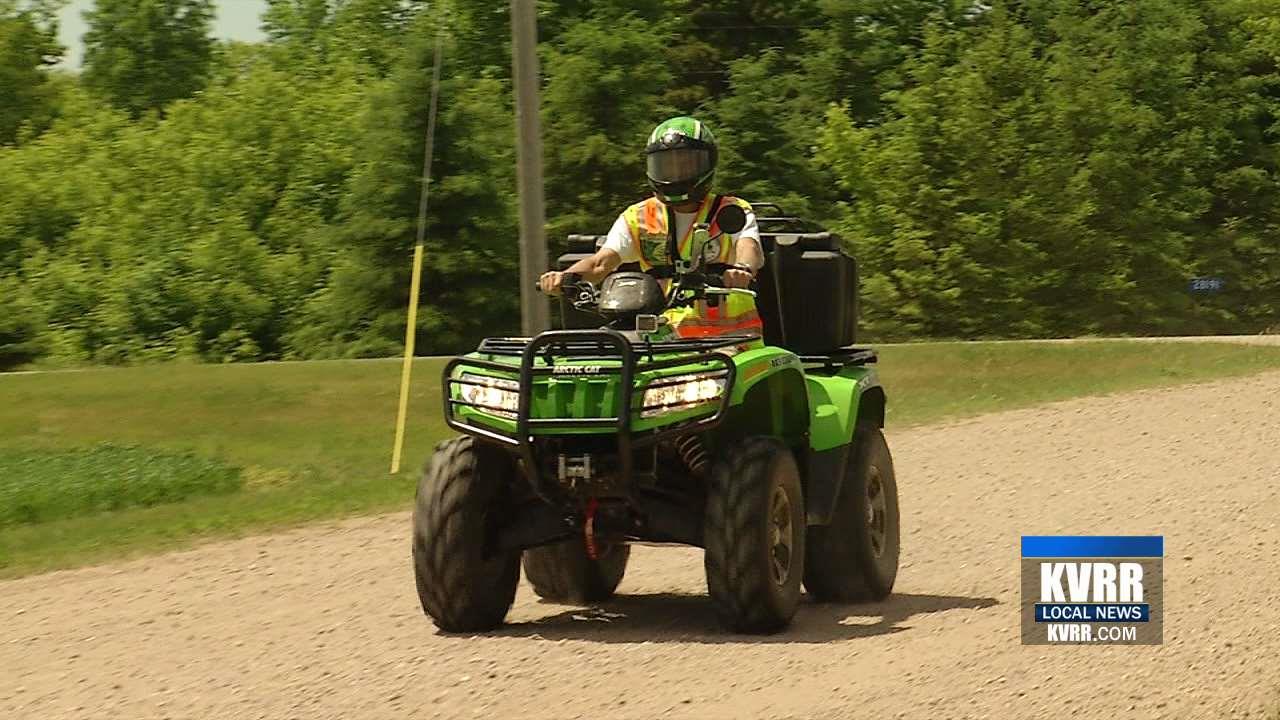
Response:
704,436,805,633
522,541,629,603
412,437,520,632
804,424,900,603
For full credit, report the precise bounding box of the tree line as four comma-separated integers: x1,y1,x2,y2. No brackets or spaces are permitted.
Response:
2,0,1278,369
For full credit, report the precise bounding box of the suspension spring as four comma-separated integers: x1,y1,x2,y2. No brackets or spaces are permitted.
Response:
676,434,709,476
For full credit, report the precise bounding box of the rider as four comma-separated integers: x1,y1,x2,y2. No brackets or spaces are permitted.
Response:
538,116,765,338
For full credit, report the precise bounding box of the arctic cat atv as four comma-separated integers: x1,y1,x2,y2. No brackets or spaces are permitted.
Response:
412,203,899,634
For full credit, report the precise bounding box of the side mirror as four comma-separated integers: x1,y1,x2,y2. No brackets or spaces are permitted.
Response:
714,204,747,235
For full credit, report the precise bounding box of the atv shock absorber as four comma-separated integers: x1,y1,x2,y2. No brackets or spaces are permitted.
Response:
676,435,709,477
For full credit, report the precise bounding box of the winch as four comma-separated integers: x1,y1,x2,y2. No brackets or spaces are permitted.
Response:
557,453,595,484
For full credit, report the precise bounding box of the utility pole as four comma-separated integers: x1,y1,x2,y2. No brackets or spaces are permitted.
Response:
511,0,550,335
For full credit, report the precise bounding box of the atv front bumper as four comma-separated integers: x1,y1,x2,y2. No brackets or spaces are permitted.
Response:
443,329,746,503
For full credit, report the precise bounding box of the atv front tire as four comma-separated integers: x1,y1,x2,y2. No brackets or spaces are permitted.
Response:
704,436,805,633
804,424,900,602
522,540,629,603
412,437,520,632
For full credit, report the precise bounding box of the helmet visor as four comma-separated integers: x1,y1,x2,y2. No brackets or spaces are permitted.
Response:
647,147,713,184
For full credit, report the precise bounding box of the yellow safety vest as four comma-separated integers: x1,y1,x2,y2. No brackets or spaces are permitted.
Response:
619,195,763,339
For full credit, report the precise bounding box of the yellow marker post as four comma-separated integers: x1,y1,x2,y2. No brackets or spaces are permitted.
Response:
390,27,445,475
390,242,426,475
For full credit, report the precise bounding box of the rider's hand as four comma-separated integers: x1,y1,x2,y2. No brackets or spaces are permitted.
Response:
539,271,565,296
722,268,754,289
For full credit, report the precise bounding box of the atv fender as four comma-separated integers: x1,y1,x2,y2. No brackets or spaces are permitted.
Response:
803,367,884,525
720,366,809,449
721,348,810,448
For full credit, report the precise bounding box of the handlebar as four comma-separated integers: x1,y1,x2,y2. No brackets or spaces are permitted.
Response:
704,286,758,298
553,263,754,316
558,272,600,311
701,263,758,294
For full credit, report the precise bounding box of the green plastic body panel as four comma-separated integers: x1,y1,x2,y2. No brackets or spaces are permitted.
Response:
724,347,798,401
805,365,880,451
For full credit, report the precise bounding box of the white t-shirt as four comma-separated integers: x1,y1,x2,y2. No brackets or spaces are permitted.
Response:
602,206,761,265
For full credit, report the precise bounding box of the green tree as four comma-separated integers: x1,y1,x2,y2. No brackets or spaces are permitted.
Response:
82,0,216,117
7,0,1280,369
1197,0,1280,332
800,0,966,119
704,49,834,220
0,0,63,144
540,12,676,239
289,10,521,358
0,46,369,364
655,0,823,110
0,275,43,369
819,0,1280,339
262,0,424,77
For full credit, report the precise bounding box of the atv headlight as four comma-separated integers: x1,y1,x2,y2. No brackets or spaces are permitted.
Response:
641,373,727,418
457,373,519,418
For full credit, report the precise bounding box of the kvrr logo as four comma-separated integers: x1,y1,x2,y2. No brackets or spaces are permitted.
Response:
1020,536,1163,645
1040,561,1143,603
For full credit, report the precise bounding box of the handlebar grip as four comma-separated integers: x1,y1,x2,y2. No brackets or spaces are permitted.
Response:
703,264,757,292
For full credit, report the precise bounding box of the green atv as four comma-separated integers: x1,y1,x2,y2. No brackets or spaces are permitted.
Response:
412,203,899,634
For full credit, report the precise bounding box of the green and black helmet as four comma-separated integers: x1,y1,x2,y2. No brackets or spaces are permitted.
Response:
645,116,717,204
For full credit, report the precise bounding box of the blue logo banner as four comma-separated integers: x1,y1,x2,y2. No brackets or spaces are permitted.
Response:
1021,535,1163,558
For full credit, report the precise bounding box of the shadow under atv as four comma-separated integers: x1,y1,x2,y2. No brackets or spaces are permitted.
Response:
490,592,999,644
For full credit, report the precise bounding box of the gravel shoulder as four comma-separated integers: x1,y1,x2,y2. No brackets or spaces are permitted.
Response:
4,370,1279,720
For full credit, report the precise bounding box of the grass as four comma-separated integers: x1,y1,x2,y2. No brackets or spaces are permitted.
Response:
1,341,1279,577
0,444,242,527
877,340,1280,426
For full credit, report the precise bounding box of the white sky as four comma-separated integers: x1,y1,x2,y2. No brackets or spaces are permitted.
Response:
57,0,269,68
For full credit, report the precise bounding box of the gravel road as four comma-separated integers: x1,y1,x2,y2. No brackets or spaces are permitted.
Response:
4,370,1279,720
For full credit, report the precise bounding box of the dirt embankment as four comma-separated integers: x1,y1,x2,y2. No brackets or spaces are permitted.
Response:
4,371,1280,719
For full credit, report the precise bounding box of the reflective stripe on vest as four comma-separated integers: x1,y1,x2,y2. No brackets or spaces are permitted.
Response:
622,195,735,271
664,292,763,339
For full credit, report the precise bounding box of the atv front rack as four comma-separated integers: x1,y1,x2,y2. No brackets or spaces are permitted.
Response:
475,333,750,361
443,329,743,503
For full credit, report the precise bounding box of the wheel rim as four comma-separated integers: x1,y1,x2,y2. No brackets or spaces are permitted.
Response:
866,466,888,558
769,484,794,586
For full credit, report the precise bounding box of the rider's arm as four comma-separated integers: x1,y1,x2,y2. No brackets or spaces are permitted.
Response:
575,212,634,282
734,236,764,275
539,213,634,295
564,247,623,284
723,207,763,288
539,246,623,295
